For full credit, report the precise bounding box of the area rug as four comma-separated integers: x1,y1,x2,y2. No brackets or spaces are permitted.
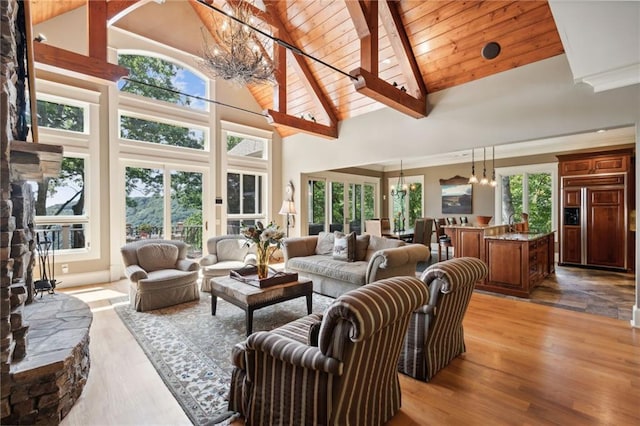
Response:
114,292,334,425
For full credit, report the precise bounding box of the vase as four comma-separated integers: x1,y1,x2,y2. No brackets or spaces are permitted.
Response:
256,247,270,279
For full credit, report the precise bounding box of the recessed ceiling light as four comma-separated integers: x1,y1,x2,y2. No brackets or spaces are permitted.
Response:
481,42,501,60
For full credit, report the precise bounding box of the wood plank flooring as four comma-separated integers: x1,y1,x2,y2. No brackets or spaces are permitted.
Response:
59,275,639,426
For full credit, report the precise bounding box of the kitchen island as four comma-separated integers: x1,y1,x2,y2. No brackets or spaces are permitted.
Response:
444,224,555,297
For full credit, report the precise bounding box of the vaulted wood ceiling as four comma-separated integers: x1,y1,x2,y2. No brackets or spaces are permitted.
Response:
29,0,564,139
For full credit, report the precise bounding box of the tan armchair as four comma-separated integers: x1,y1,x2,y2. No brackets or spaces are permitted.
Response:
199,235,256,292
399,257,488,381
121,239,200,312
228,276,428,425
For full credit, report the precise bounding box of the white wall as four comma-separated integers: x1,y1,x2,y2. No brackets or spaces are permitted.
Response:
282,55,639,237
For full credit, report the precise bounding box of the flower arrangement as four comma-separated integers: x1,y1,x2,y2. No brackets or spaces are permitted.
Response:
241,221,285,278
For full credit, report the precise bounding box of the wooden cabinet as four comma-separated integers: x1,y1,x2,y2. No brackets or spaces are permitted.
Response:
559,152,629,176
480,233,555,298
557,149,633,271
457,228,484,259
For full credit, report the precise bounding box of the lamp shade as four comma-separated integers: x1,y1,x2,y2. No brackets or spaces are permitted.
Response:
279,200,296,215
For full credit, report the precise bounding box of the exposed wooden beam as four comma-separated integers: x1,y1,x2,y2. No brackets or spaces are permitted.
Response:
344,0,370,38
379,0,427,99
34,43,129,82
350,67,426,118
265,110,338,139
263,1,339,134
273,27,287,112
88,0,107,59
345,0,378,75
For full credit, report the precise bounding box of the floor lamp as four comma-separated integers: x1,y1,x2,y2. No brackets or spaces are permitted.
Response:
278,200,296,237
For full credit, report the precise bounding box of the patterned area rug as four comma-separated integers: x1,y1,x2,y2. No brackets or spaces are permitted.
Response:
114,292,334,425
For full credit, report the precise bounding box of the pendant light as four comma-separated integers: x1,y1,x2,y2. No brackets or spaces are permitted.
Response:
480,147,489,185
468,149,478,184
490,146,497,187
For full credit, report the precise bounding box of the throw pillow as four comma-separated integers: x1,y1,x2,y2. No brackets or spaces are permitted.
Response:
333,232,356,262
217,238,248,262
355,234,370,261
315,231,335,255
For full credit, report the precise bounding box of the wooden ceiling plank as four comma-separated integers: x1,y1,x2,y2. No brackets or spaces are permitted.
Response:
350,67,426,118
265,109,338,139
88,0,107,59
34,43,129,82
379,0,426,99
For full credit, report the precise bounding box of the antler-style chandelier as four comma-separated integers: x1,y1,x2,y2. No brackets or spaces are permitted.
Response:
200,1,275,86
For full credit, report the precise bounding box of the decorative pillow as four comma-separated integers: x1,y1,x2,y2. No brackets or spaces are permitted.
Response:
315,231,335,255
137,243,179,272
333,232,356,262
355,234,370,261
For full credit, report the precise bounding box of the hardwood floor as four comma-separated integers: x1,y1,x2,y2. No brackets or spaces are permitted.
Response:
59,275,639,426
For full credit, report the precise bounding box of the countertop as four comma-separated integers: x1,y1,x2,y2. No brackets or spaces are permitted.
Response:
484,231,555,241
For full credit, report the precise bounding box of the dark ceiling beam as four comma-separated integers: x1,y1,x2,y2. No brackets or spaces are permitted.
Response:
34,0,128,82
379,0,427,99
265,110,338,139
346,0,426,118
34,43,129,82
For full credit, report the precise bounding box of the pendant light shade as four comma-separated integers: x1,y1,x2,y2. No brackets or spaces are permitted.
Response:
490,146,497,187
468,149,478,184
480,147,489,185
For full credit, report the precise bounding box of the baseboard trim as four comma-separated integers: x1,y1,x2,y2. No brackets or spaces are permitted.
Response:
631,305,640,328
55,270,112,288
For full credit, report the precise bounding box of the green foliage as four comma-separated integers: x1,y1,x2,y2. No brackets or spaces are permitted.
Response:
502,172,552,232
118,54,190,106
36,100,84,132
408,183,422,227
227,135,244,151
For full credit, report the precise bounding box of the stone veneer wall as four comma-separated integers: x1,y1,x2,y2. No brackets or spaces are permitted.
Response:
1,0,91,423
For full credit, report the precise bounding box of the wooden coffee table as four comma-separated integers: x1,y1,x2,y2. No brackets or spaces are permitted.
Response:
208,275,313,336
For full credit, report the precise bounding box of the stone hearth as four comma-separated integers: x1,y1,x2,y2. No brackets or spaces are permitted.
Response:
3,294,92,424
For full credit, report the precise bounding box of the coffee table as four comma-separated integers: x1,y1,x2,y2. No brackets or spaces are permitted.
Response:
208,275,313,336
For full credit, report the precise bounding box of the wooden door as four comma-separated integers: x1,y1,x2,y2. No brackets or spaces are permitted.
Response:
562,227,582,264
587,188,625,268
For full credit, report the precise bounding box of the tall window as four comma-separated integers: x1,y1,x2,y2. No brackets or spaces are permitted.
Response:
388,175,423,231
222,121,271,235
496,164,556,234
227,172,265,234
31,84,99,259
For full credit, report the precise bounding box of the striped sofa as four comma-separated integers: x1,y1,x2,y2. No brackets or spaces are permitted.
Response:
398,257,488,381
228,276,428,425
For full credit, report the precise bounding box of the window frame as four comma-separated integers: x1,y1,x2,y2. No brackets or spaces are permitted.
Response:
32,80,101,261
494,162,557,237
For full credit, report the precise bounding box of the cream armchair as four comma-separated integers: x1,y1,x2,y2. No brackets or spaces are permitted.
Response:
228,275,428,425
398,257,488,381
199,235,256,292
121,239,200,312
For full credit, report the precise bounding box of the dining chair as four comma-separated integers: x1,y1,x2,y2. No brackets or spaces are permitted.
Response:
446,217,457,225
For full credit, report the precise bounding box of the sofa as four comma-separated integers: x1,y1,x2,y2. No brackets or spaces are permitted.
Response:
228,275,429,425
283,231,430,298
199,235,256,292
121,239,200,312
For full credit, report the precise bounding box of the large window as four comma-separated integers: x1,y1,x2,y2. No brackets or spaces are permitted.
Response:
496,164,556,234
117,53,208,111
222,121,272,235
227,172,265,234
119,114,206,150
388,175,423,231
31,83,100,260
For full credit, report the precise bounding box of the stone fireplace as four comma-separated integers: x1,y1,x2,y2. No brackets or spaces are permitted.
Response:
1,1,91,423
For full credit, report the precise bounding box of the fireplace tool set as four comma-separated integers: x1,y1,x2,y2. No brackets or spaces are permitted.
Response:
34,231,58,297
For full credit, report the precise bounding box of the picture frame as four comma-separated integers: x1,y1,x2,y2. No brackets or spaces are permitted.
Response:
439,175,473,214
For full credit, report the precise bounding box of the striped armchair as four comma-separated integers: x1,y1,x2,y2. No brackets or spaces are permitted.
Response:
398,257,488,381
228,276,428,425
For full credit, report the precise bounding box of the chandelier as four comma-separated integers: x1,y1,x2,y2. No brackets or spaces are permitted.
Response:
200,1,275,86
391,160,408,199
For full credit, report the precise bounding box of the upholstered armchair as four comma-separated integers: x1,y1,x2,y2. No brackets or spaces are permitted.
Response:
398,257,488,381
199,235,256,292
228,276,428,425
121,239,200,312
